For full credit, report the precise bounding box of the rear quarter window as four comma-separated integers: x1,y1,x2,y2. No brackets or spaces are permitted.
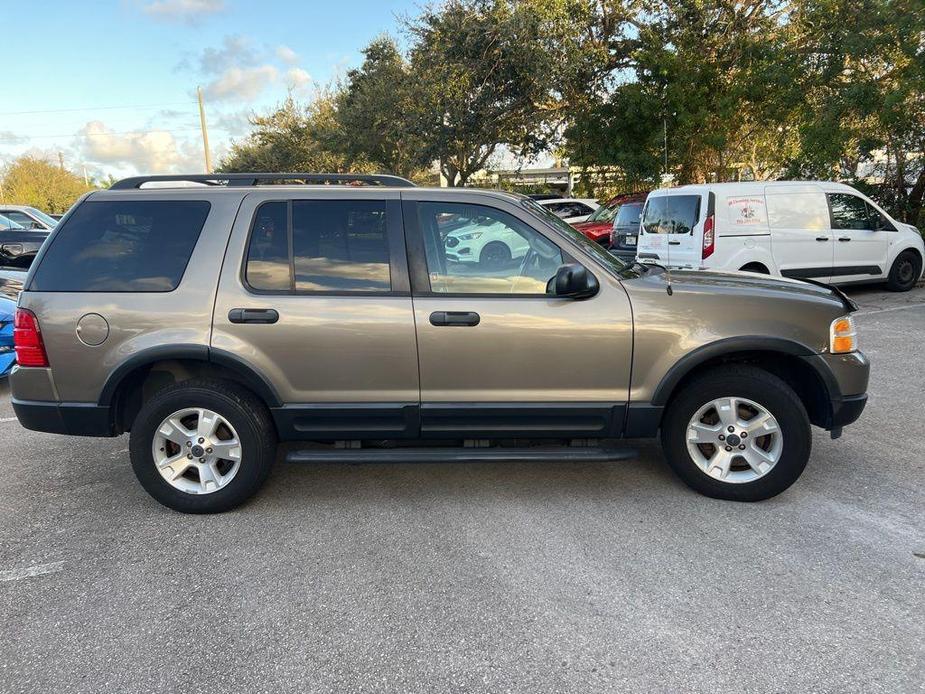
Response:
642,195,701,234
30,200,210,292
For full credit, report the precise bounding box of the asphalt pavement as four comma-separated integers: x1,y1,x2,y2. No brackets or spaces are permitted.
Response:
1,286,923,693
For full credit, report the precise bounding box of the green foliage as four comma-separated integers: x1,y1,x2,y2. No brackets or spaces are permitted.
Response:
219,94,367,174
0,156,93,213
334,37,431,179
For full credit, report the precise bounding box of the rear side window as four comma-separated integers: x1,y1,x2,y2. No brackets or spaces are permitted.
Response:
245,199,391,293
767,192,829,230
30,200,210,292
642,195,701,234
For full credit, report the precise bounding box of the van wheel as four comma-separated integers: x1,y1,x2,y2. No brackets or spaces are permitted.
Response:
480,242,511,270
129,379,277,513
886,250,921,292
660,366,811,501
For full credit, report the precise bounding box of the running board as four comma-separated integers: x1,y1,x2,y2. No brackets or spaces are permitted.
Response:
284,446,636,465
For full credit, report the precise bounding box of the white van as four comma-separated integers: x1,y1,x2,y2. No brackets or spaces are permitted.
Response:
635,181,924,291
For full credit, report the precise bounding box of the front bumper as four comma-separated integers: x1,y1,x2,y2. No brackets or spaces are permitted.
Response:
801,351,870,430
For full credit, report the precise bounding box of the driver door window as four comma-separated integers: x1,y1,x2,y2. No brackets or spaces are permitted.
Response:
416,202,563,295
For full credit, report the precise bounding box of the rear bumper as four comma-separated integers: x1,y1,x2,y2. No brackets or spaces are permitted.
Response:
11,398,115,437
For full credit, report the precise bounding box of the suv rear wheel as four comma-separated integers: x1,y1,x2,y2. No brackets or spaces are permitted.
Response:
660,366,811,501
129,379,277,513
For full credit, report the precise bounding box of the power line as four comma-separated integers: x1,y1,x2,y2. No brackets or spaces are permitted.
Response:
0,101,198,116
0,126,236,142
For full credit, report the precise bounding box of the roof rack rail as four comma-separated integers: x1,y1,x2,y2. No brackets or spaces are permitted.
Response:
109,172,417,190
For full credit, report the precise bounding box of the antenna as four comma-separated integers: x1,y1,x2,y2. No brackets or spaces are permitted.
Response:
664,221,673,296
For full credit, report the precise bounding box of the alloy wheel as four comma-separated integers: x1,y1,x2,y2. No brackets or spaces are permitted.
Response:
151,407,242,495
685,396,783,484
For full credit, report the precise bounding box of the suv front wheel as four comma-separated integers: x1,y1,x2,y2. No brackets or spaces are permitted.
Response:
129,379,277,513
660,366,811,501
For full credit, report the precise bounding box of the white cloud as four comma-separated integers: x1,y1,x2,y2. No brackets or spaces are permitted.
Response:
195,35,257,74
77,121,201,173
142,0,225,23
203,65,279,102
0,131,27,146
276,45,299,64
285,67,312,91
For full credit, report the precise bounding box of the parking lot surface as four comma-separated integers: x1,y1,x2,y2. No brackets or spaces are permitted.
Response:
1,286,923,693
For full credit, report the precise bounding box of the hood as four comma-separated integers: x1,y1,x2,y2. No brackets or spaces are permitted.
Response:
0,274,24,301
642,266,856,313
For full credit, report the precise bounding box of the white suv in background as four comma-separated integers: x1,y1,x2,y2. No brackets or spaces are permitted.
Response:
635,181,924,291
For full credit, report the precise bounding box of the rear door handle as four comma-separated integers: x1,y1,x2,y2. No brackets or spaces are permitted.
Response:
815,236,829,242
228,308,279,324
668,240,681,245
838,237,851,242
429,311,480,327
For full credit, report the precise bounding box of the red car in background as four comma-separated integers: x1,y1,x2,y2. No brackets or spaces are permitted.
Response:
571,191,649,246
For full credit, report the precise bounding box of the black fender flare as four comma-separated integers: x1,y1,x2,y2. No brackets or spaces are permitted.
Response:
650,336,828,406
97,345,282,408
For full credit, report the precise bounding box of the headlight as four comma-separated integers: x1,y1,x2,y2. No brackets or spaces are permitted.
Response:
830,315,857,353
458,231,483,241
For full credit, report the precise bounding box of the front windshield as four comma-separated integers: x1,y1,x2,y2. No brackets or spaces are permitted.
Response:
0,214,25,230
520,197,631,274
27,207,58,227
586,201,618,223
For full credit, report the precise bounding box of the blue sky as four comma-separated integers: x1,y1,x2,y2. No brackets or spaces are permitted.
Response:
2,0,417,178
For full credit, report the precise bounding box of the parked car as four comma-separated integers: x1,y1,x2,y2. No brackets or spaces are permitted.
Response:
0,205,58,230
0,273,23,378
537,197,600,224
609,200,646,260
636,181,924,291
443,215,530,270
572,192,648,246
0,215,50,269
11,173,868,512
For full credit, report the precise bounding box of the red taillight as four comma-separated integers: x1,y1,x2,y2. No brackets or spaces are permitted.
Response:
13,308,49,367
702,214,715,259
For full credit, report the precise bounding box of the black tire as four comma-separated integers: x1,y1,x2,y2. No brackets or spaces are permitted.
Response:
885,250,921,292
660,365,811,502
129,379,277,513
480,242,511,270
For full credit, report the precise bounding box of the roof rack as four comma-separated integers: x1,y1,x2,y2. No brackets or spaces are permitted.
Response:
109,173,417,190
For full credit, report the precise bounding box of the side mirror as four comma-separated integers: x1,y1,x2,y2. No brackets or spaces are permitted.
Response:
548,263,599,299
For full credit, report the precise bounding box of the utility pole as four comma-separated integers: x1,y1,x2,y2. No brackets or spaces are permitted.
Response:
197,86,212,173
58,151,65,171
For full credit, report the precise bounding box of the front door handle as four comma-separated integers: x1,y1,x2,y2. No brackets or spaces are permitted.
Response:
838,237,851,242
430,311,480,327
228,308,279,324
815,236,829,242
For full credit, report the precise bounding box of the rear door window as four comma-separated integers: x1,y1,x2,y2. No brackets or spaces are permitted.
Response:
30,200,210,292
641,195,701,234
244,199,392,293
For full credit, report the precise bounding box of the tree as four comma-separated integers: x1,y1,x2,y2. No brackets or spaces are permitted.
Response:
0,156,93,213
787,0,925,225
218,93,367,174
406,0,560,186
335,37,432,179
565,0,801,187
